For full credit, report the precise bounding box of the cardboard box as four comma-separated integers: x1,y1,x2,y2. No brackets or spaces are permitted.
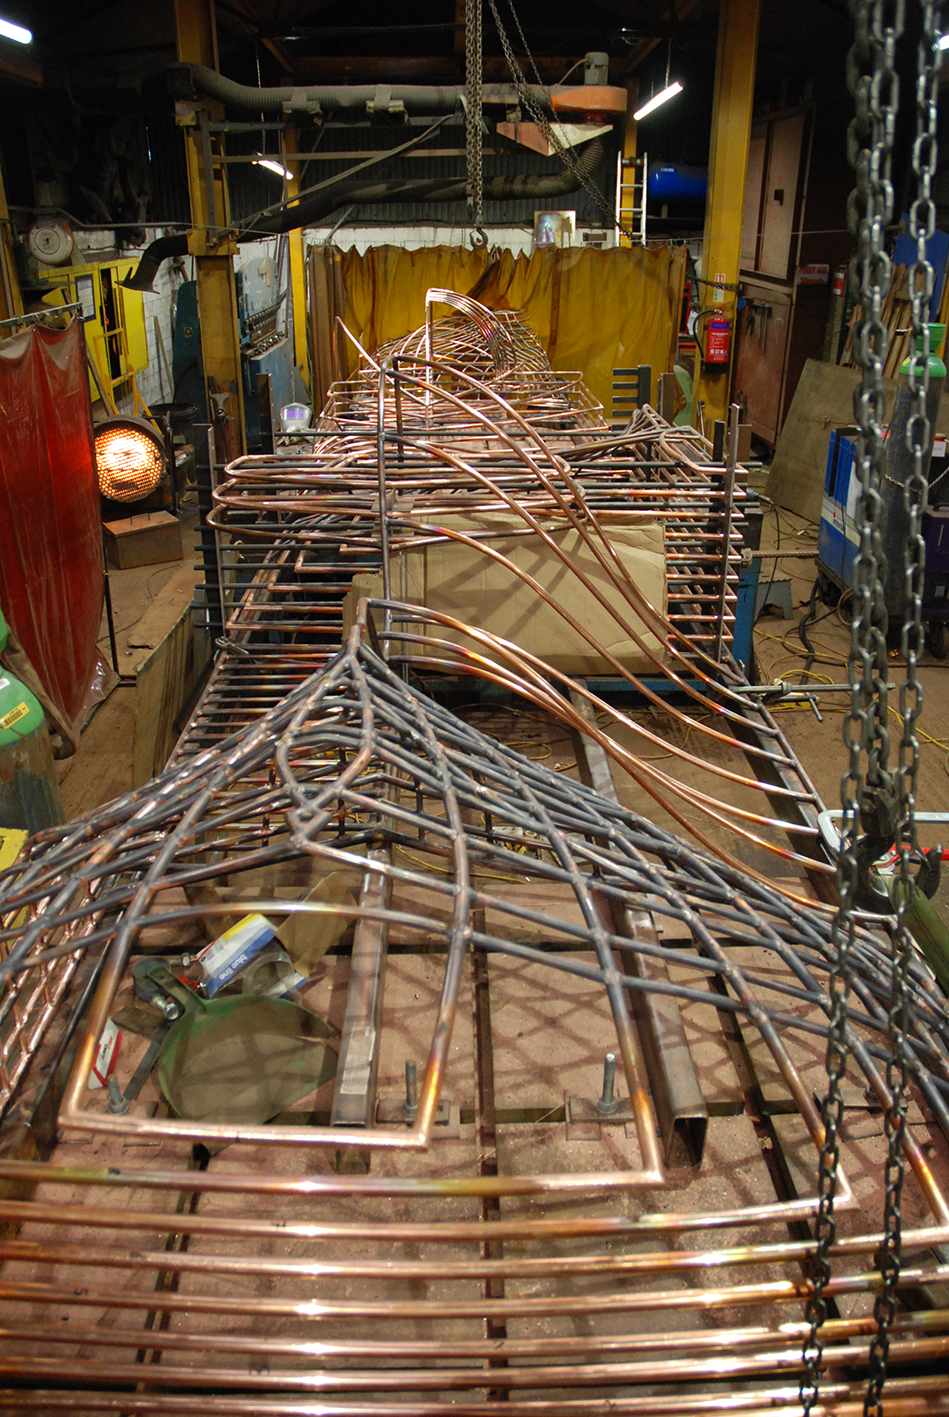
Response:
342,513,667,676
103,512,182,569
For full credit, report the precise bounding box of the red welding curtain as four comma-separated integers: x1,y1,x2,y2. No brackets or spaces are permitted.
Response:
0,320,104,728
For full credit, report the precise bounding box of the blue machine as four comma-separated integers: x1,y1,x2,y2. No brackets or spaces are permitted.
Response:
817,425,949,655
171,253,297,451
817,426,861,595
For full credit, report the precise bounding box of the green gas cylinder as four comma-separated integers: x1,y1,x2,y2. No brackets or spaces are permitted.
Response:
880,323,948,621
0,604,64,834
900,321,947,383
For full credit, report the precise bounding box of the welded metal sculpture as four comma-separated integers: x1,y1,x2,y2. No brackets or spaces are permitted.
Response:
0,611,947,1411
0,287,947,1412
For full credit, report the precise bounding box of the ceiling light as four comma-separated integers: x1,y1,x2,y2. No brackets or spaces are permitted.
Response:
0,16,31,44
94,418,165,502
633,81,683,122
938,33,949,50
255,158,291,179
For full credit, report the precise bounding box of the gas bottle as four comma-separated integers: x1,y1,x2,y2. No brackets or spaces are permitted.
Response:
0,604,64,834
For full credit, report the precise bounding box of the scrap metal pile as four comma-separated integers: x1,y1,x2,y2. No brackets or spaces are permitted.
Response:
0,292,947,1413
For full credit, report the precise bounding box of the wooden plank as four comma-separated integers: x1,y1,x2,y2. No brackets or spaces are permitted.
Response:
765,359,949,524
131,603,196,786
126,564,197,653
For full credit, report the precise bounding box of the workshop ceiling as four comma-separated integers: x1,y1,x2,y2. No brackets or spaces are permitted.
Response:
1,1,854,98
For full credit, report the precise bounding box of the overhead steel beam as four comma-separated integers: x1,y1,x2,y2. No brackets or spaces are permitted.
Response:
694,0,760,433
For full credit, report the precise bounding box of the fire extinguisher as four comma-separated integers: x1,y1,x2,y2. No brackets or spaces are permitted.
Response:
703,315,731,367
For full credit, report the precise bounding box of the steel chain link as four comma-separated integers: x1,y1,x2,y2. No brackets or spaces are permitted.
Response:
801,1,904,1411
485,0,638,242
864,4,938,1412
465,0,484,237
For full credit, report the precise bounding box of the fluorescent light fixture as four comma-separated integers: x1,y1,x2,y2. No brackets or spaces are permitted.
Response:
0,16,31,44
634,81,683,122
254,157,291,179
938,32,949,49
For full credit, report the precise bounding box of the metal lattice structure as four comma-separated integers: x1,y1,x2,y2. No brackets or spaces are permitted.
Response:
0,610,947,1411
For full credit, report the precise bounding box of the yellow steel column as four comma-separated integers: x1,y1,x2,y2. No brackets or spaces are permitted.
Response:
616,82,639,248
283,129,311,397
694,0,760,433
174,0,245,459
0,164,23,327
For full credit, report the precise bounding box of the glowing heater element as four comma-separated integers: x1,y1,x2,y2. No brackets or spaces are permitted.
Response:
94,418,165,502
254,158,291,179
633,82,684,122
0,16,31,44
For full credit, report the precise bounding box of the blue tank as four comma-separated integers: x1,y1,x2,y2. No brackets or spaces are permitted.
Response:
647,165,708,205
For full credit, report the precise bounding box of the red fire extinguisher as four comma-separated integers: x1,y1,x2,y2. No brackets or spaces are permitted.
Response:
704,316,731,366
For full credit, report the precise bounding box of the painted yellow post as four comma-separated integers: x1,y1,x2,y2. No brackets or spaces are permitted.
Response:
0,167,23,328
616,82,639,249
174,0,245,459
694,0,760,434
283,129,311,397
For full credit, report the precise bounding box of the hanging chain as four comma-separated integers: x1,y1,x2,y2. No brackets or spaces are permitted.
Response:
485,0,638,242
465,0,485,243
801,1,903,1410
865,3,937,1411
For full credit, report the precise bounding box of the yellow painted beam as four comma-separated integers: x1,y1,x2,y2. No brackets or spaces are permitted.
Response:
694,0,760,433
616,82,639,249
0,162,23,327
175,0,245,458
283,129,311,398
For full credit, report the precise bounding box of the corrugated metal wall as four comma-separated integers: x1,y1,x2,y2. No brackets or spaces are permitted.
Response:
224,122,619,229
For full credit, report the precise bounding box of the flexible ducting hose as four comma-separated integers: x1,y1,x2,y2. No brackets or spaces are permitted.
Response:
123,139,605,291
170,62,553,118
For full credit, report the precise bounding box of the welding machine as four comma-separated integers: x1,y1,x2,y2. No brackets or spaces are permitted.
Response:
817,425,949,656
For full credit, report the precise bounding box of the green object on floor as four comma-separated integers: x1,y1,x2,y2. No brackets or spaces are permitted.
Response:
0,602,64,835
148,964,338,1125
886,877,949,997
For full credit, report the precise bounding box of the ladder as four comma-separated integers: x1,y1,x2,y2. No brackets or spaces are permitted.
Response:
615,150,647,247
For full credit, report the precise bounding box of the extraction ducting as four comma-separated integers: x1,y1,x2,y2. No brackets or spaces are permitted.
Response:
123,138,605,292
170,62,556,120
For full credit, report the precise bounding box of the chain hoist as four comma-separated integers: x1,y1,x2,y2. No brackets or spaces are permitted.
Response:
465,0,486,248
802,3,935,1412
864,3,938,1411
801,0,898,1408
485,0,638,243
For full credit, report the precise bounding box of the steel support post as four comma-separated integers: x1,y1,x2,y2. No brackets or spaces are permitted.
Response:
617,81,639,247
0,166,23,327
694,0,760,433
174,0,245,461
283,128,312,397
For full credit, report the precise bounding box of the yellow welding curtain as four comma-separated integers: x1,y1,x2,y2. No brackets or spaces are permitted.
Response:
311,243,686,417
